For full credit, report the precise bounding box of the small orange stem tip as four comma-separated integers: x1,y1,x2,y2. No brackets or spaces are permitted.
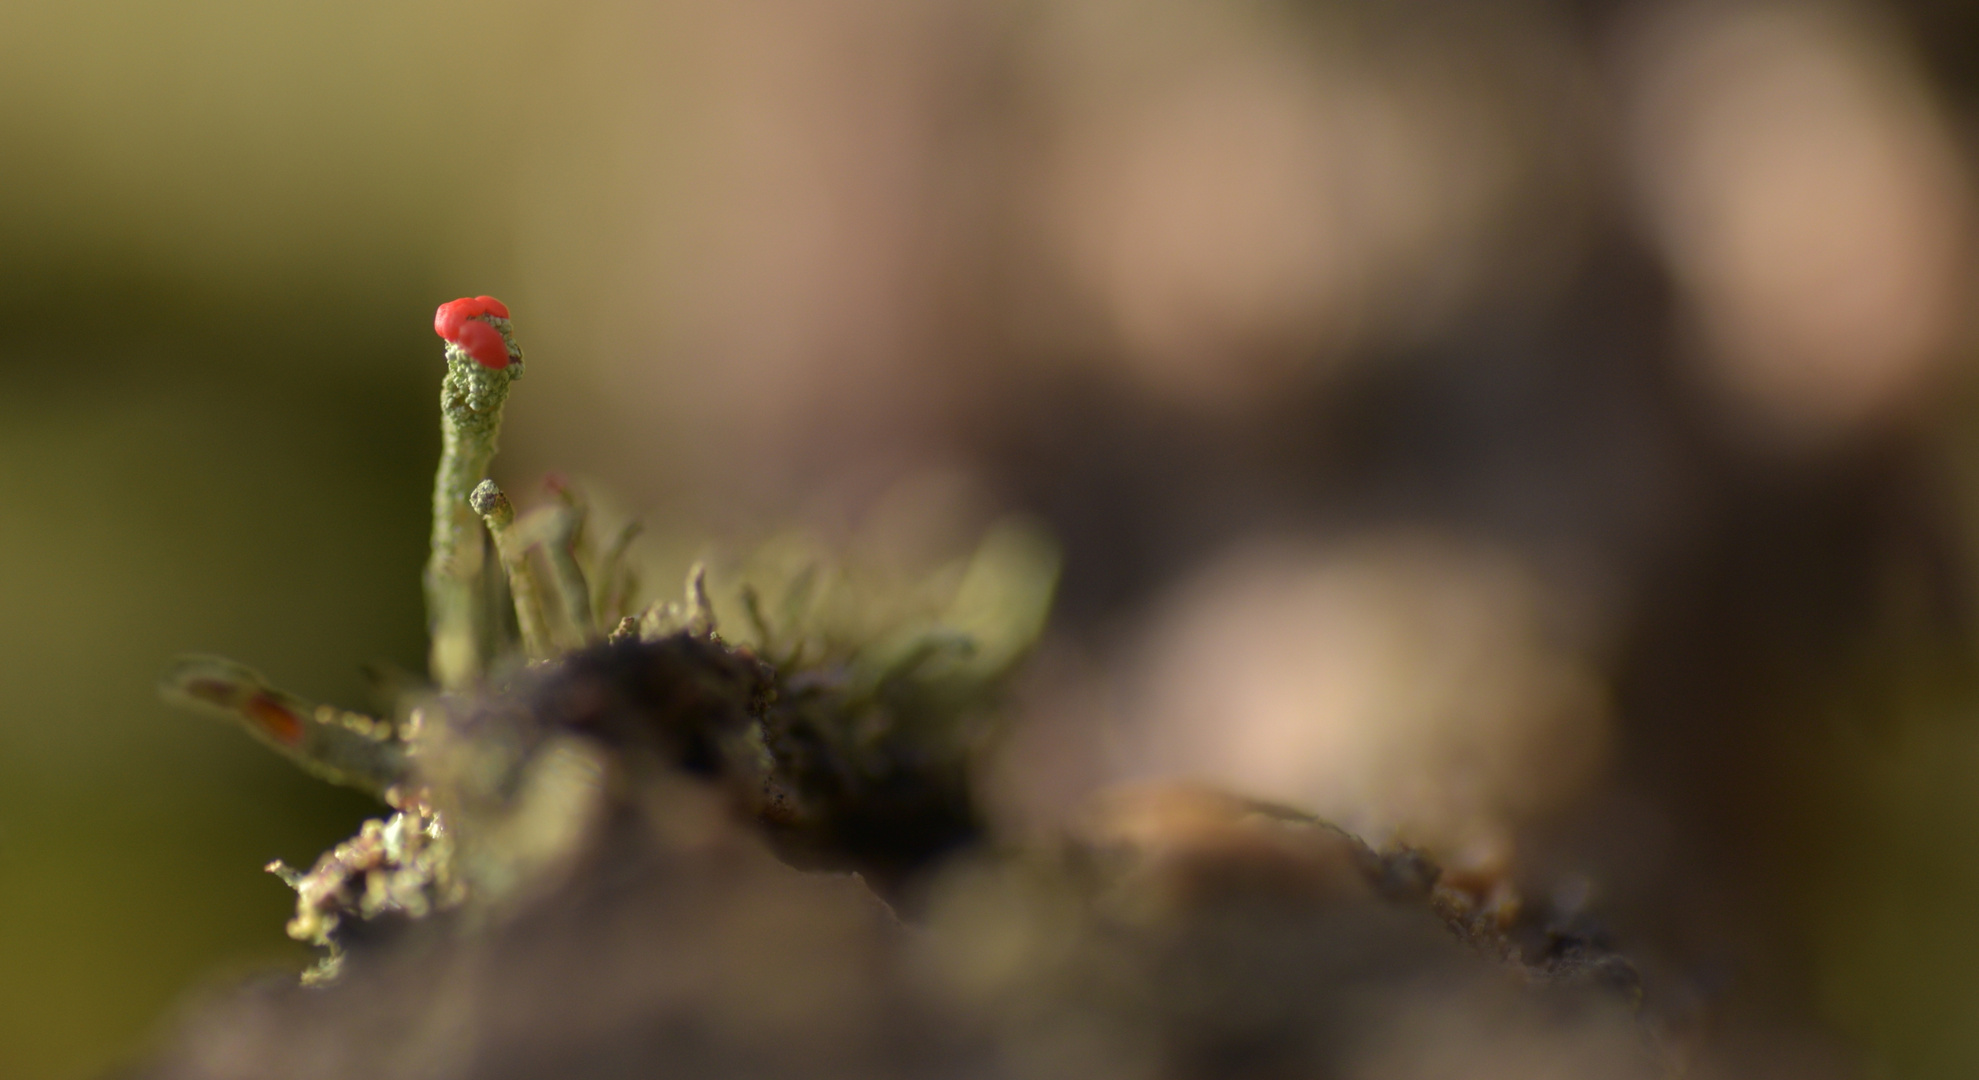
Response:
433,295,514,369
243,693,306,747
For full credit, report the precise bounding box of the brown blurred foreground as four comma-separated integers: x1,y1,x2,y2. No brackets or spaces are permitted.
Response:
132,763,1662,1080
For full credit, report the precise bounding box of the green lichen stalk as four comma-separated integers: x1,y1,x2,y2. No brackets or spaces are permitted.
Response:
470,478,555,661
425,318,523,690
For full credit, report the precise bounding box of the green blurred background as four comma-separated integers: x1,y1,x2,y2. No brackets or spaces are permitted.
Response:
0,4,535,1075
10,0,1979,1076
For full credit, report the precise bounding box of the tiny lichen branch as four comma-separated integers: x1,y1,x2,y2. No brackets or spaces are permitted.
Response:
159,656,411,797
636,562,717,641
426,298,525,690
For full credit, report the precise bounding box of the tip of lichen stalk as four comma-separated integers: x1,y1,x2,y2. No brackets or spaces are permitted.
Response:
433,296,515,368
469,479,510,517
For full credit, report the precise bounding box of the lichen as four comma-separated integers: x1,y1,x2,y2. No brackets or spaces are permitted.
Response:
143,298,1664,1080
162,297,1060,978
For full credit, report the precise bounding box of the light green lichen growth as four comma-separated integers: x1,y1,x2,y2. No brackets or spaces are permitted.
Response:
159,297,1061,985
266,799,460,985
425,318,524,690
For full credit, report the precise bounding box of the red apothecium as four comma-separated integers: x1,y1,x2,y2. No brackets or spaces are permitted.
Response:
433,296,513,369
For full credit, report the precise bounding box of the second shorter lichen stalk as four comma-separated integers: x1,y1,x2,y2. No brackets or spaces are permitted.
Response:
425,297,524,690
471,479,556,661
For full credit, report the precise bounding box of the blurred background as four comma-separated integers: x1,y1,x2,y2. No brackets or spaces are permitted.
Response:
6,0,1979,1075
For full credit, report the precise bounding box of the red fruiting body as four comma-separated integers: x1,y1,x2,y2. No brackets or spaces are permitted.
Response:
453,318,511,369
434,298,473,341
433,295,514,369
